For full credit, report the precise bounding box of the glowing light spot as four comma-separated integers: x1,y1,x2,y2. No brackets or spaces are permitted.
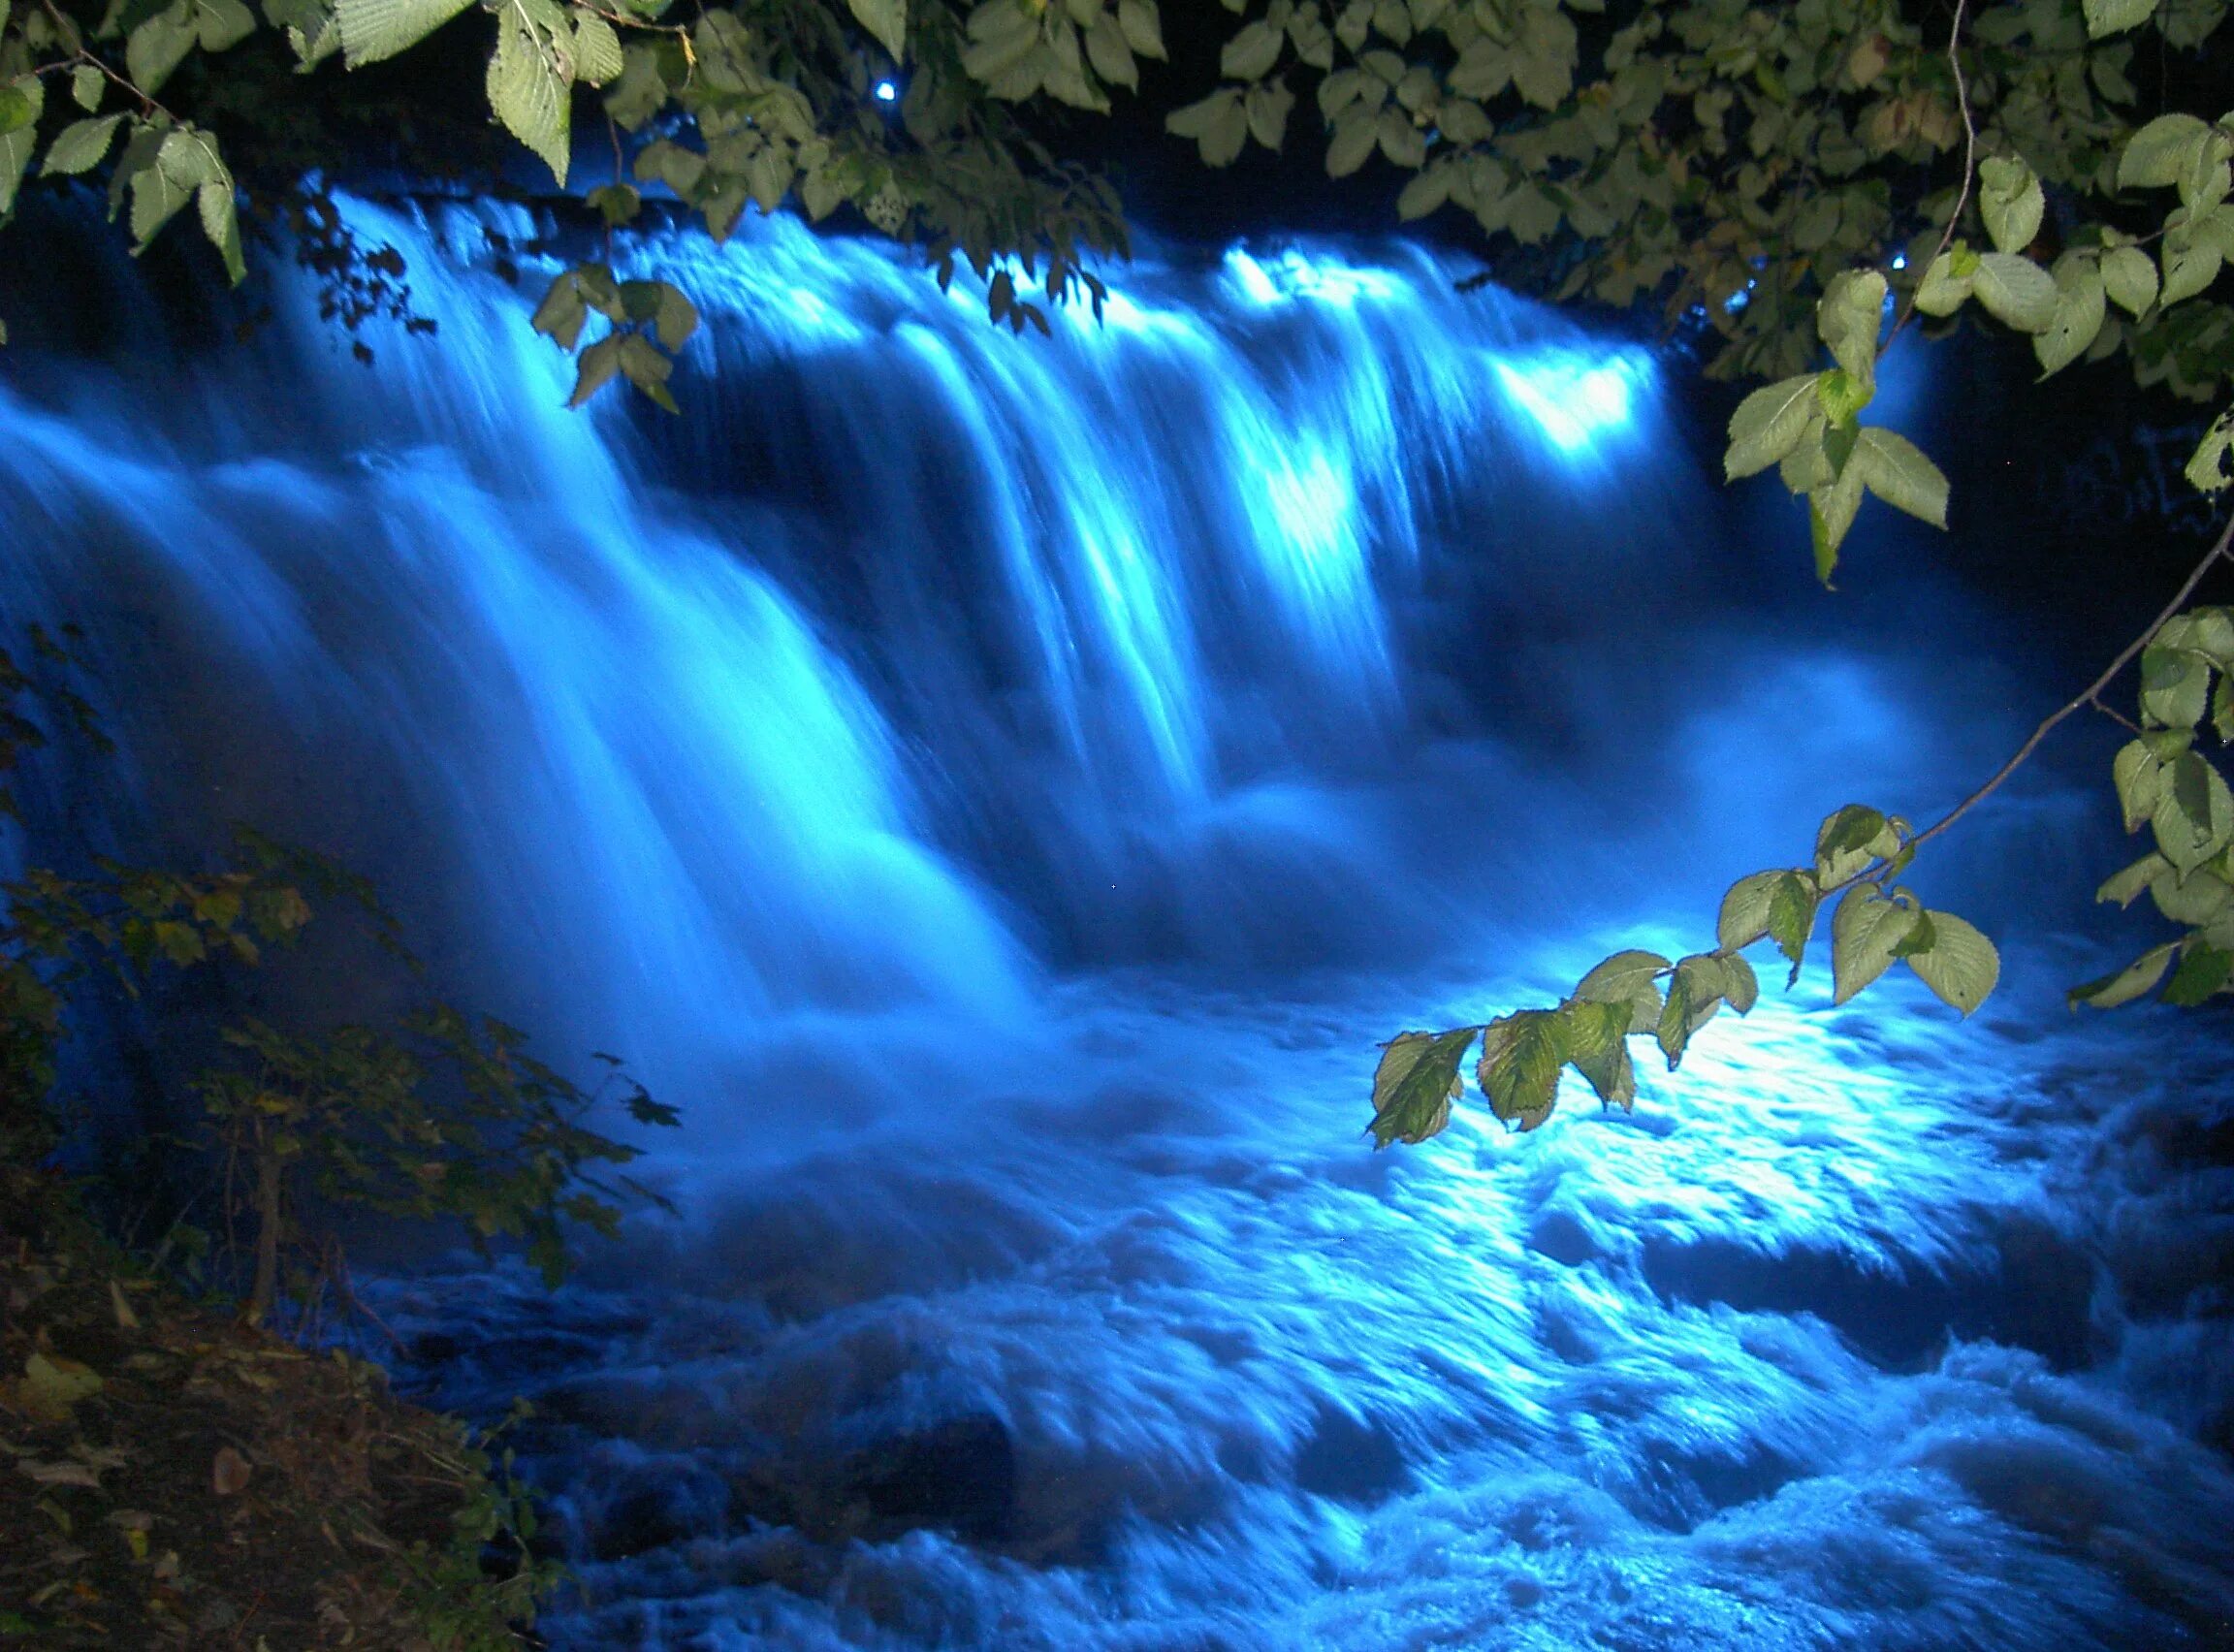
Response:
1221,247,1399,307
1892,253,1908,270
1491,353,1648,452
874,79,898,102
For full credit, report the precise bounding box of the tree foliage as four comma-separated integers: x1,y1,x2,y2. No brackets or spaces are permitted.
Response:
3,0,2234,1149
1,642,676,1327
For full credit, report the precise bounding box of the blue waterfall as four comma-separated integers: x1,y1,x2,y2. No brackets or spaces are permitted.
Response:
3,200,2231,1649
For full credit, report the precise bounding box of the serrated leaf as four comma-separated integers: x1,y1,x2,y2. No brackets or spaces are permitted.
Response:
1724,373,1823,480
566,333,622,406
42,114,125,176
2161,227,2223,306
1970,253,2059,332
2085,0,2158,34
571,9,622,83
1903,909,1998,1013
2070,941,2177,1007
2186,411,2234,492
2153,749,2234,872
1815,270,1885,387
335,0,471,64
1568,1032,1636,1111
2122,112,2212,189
1655,955,1723,1068
1117,0,1163,58
2151,863,2233,924
846,0,906,60
1478,1009,1565,1130
2034,255,2106,377
1808,454,1867,584
197,173,243,283
1852,428,1949,527
487,2,571,185
1368,1027,1476,1147
1573,948,1669,1031
2161,939,2234,1004
1980,154,2045,254
1720,952,1760,1013
1767,872,1819,981
1831,885,1912,1004
71,65,105,111
1913,250,1973,317
2102,244,2161,316
1221,17,1282,79
1778,423,1835,493
2141,644,2213,729
2098,850,2170,905
1717,870,1784,949
2115,739,2167,831
1815,804,1898,886
126,5,197,95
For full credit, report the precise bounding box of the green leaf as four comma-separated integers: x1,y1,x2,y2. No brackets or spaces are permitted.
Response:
1085,9,1136,87
335,0,472,65
0,84,33,139
1902,909,1998,1014
2153,750,2234,872
1477,1009,1566,1130
2102,244,2161,316
2161,224,2224,306
42,114,126,176
1831,885,1912,1004
2069,940,2176,1007
2097,850,2170,905
2122,112,2212,189
1767,872,1819,981
1117,0,1164,58
1367,1026,1477,1146
194,0,256,50
1808,454,1867,584
1913,250,1972,317
846,0,907,60
2085,0,2158,33
71,65,104,111
1716,869,1785,949
2151,863,2232,924
126,5,197,95
1573,948,1669,1031
1815,803,1899,886
1852,428,1949,527
1325,102,1376,175
2140,644,2213,729
2160,939,2234,1004
1567,1029,1636,1111
2115,738,2167,831
1246,79,1293,151
1970,253,2059,333
198,172,244,284
2186,411,2234,492
487,1,571,186
1220,17,1283,79
2034,254,2106,377
1980,155,2045,254
1655,954,1724,1068
1720,952,1760,1014
567,333,623,406
1815,270,1885,387
1724,373,1823,481
571,8,623,83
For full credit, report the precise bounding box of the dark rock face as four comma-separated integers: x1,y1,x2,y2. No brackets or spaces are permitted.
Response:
727,1408,1020,1545
842,1410,1018,1541
1293,1406,1410,1505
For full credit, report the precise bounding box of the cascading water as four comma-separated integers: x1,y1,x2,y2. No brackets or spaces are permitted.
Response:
3,199,2231,1649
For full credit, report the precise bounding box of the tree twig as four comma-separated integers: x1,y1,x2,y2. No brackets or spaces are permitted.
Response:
1888,0,1977,343
1904,511,2234,856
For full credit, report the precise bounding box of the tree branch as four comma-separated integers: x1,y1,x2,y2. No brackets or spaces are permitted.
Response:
1905,511,2234,856
1888,0,1976,343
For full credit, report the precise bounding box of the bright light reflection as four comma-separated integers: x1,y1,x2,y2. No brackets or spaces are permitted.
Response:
1491,352,1648,451
1222,247,1401,308
874,79,898,102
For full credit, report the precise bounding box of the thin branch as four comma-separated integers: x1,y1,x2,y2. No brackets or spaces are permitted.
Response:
1905,510,2234,857
1888,0,1977,344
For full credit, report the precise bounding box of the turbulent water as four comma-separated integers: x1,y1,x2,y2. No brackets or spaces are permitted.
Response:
3,200,2232,1649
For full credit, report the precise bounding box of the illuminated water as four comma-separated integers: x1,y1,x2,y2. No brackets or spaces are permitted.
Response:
2,205,2230,1648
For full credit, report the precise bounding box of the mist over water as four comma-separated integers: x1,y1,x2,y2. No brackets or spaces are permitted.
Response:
3,200,2231,1648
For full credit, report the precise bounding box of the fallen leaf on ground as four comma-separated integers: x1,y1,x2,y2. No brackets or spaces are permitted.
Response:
211,1446,252,1496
